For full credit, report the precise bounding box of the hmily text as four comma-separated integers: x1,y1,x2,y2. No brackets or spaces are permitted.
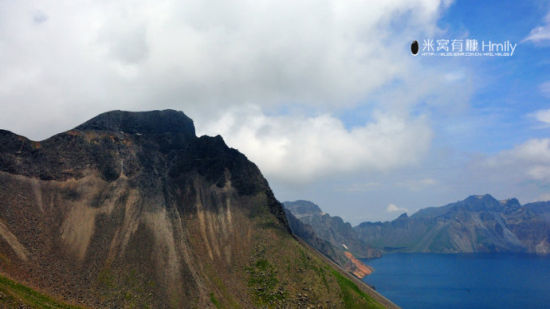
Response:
421,39,517,56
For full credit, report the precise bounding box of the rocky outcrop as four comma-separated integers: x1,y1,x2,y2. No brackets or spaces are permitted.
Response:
344,252,372,278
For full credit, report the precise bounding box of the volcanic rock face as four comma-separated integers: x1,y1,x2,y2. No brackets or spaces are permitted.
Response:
0,110,386,308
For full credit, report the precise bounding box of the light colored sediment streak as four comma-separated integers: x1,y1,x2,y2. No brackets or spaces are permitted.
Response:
31,178,44,213
0,220,29,261
195,185,214,260
60,203,98,261
143,208,181,289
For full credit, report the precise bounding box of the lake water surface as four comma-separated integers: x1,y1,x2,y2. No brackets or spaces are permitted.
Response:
361,253,550,309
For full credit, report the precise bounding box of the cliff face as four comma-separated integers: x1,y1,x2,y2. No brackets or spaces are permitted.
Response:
283,207,375,280
284,200,381,259
355,194,550,254
283,208,347,265
0,110,385,308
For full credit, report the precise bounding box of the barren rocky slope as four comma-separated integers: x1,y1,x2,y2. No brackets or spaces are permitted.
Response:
0,110,390,308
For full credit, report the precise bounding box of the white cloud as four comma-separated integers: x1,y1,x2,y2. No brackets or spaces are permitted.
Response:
444,71,465,82
197,106,432,184
531,108,550,127
486,138,550,182
509,139,550,163
0,0,462,186
0,0,449,140
523,12,550,43
386,203,408,213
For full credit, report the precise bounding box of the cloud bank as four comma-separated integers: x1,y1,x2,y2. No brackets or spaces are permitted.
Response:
523,12,550,43
386,203,408,213
0,0,452,185
487,138,550,183
199,107,432,183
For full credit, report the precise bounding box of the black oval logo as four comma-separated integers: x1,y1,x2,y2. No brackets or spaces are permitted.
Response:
411,40,419,55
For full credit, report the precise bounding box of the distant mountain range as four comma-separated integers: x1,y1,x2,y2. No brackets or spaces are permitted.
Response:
356,194,550,254
286,195,550,257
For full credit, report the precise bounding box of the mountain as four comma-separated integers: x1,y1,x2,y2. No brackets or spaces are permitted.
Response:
355,194,550,254
283,208,347,266
284,207,374,279
284,200,381,259
0,110,393,308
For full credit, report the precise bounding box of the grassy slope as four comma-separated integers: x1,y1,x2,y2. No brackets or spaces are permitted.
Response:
0,274,81,309
294,237,397,309
243,235,386,309
1,233,386,309
0,194,390,308
0,196,390,309
1,243,385,309
331,270,383,309
217,209,388,309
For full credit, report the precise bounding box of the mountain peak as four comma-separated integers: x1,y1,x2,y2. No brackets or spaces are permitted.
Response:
283,200,323,217
75,109,196,136
397,212,408,219
0,110,391,308
466,194,496,201
501,197,520,206
458,194,502,211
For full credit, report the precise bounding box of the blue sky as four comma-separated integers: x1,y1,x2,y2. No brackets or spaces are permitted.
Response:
272,0,550,223
432,0,549,153
416,0,546,152
0,0,549,223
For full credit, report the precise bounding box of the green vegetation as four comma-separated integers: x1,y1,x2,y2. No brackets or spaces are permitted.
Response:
209,293,221,308
95,267,154,308
246,258,287,306
318,266,330,290
0,273,81,308
330,270,384,309
204,263,241,309
246,237,384,309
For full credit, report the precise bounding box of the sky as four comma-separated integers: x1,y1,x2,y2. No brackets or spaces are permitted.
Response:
0,0,549,224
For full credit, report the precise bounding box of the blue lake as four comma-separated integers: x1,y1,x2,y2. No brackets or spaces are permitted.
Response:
361,253,550,309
